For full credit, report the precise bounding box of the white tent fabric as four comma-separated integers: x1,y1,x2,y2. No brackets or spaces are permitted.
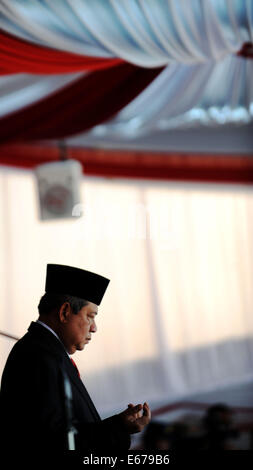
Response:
0,0,252,65
1,166,253,415
87,55,253,137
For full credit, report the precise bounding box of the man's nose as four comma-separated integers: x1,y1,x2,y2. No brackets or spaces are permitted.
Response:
90,321,97,333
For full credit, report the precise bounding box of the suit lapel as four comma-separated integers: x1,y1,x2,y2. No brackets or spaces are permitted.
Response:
28,322,101,421
63,355,101,421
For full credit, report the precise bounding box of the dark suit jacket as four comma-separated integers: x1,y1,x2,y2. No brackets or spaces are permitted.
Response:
0,322,131,452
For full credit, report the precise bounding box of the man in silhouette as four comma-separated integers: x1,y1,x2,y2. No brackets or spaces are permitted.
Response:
0,264,151,452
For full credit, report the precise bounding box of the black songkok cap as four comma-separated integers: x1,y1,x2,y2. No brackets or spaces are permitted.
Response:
45,264,110,305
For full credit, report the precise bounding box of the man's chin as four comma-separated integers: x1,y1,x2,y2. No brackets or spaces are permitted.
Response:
71,341,88,353
77,343,86,351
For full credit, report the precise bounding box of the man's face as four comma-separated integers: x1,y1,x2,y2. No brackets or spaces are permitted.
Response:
61,302,98,355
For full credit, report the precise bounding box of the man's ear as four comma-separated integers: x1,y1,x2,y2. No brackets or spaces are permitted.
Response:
59,302,71,323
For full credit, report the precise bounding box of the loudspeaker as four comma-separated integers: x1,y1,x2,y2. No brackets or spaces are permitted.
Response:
35,160,82,221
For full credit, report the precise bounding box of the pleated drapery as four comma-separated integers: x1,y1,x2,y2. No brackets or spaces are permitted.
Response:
0,63,163,143
0,0,251,65
0,29,123,75
0,1,252,142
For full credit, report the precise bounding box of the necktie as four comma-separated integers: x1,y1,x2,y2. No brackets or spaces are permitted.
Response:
70,357,80,378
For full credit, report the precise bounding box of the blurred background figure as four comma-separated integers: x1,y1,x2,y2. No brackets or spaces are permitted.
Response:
142,421,173,450
138,402,253,451
201,404,240,450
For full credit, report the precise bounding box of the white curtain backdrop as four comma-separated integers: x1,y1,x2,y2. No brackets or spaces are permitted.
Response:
0,166,253,416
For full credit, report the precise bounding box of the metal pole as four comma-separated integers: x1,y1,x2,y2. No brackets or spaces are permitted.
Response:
62,369,78,450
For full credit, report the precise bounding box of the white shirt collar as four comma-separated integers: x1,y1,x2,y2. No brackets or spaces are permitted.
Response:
36,320,70,356
37,320,60,341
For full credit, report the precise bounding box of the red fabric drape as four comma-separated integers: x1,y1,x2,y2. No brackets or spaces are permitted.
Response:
237,42,253,58
0,144,253,184
0,63,163,143
0,29,123,74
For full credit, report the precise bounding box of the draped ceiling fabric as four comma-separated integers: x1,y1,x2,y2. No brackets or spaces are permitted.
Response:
0,72,84,117
0,0,251,63
0,64,163,143
0,28,122,75
0,0,252,142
